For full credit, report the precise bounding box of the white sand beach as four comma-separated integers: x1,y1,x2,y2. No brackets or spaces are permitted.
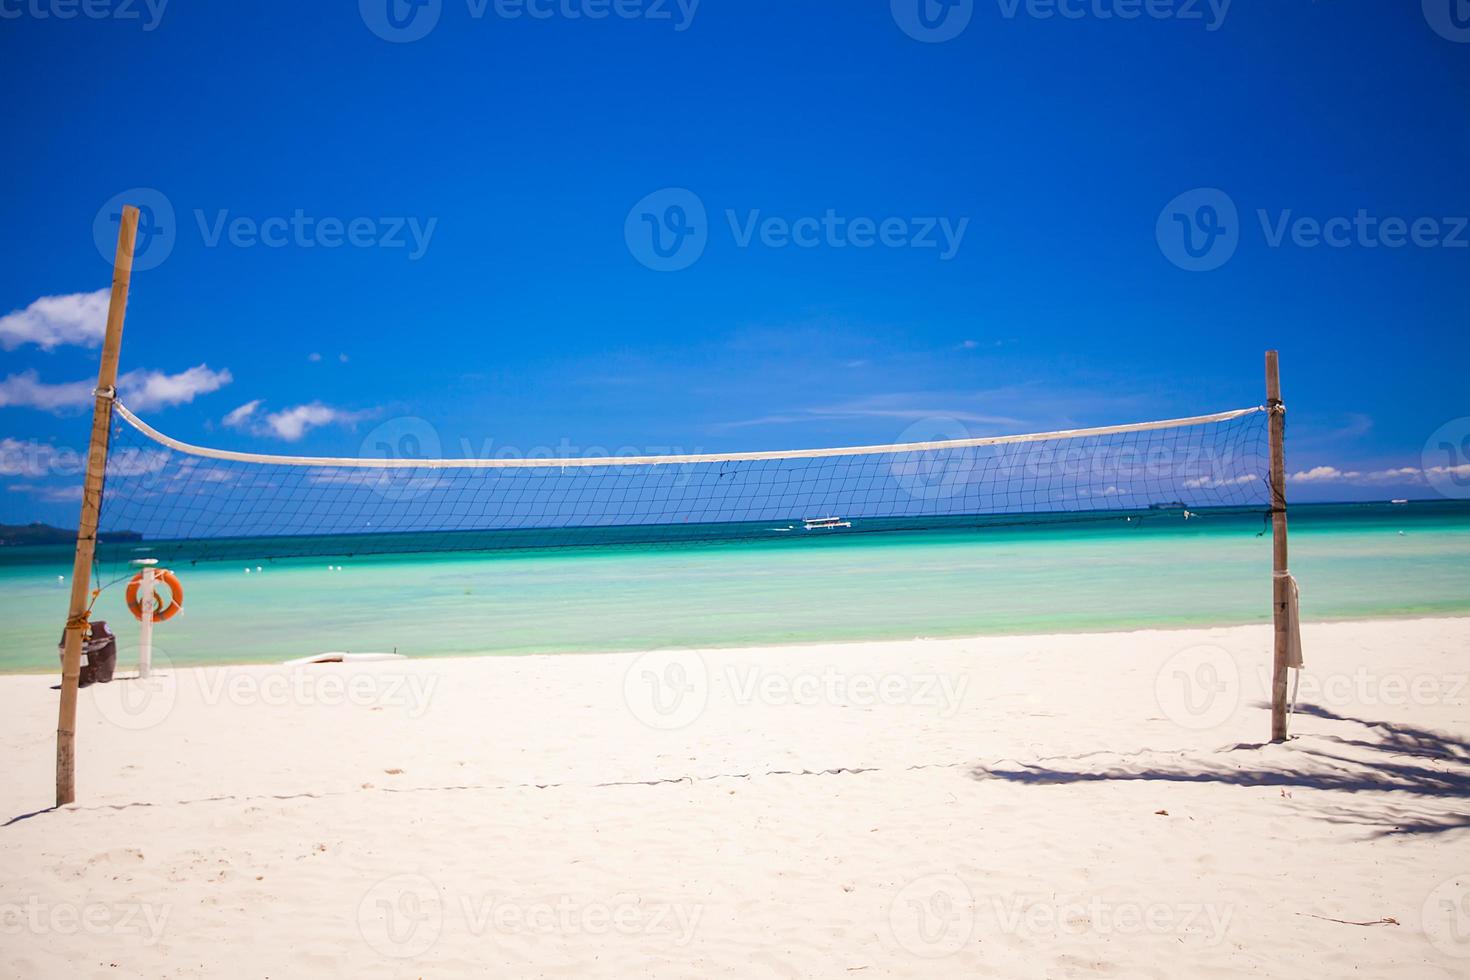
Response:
2,618,1468,978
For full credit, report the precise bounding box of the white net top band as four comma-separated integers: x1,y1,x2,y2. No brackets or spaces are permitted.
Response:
112,402,1265,470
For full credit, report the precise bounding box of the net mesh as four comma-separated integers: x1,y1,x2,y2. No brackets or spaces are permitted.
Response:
94,404,1271,565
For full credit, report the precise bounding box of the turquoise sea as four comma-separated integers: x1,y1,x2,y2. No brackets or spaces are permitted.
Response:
2,501,1468,673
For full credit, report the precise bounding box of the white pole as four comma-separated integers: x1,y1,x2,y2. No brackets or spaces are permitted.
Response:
137,562,156,679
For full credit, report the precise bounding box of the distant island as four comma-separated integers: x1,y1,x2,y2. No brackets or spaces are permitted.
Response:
0,523,142,547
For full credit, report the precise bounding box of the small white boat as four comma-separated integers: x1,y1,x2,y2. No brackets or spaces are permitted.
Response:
283,652,407,666
1390,499,1409,505
803,516,852,531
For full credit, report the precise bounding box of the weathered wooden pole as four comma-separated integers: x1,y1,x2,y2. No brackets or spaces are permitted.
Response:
57,204,138,805
1265,350,1290,742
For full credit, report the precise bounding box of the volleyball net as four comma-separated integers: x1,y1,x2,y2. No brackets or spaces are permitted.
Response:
61,383,1296,796
90,401,1272,565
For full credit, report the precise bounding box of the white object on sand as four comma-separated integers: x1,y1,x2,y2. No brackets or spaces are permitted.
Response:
282,652,407,666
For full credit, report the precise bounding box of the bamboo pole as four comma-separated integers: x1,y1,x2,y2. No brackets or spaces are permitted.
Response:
56,204,138,806
1266,350,1290,742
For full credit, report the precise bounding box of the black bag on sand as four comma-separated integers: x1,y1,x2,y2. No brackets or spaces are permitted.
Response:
55,621,118,687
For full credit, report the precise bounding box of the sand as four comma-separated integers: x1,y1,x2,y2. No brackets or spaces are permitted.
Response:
1,617,1468,978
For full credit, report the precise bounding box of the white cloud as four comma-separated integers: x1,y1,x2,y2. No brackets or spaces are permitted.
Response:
0,438,81,477
222,400,371,442
1183,474,1260,489
1427,463,1470,480
119,364,233,411
1360,467,1426,485
108,448,171,476
0,371,94,412
0,438,86,503
0,290,109,351
222,399,262,428
1288,464,1434,486
1289,465,1359,483
307,352,322,362
263,402,362,441
0,364,231,414
6,482,83,503
0,438,160,482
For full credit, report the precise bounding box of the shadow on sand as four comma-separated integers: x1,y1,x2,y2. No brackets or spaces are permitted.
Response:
971,703,1470,838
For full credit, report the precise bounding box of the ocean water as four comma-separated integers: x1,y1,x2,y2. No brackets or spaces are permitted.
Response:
2,501,1467,672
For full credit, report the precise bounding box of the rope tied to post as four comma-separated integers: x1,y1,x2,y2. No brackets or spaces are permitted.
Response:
65,586,102,631
1267,398,1288,512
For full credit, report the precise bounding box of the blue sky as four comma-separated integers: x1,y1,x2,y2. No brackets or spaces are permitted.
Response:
2,1,1468,525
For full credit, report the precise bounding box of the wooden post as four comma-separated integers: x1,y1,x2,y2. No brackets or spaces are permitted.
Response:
1266,350,1290,742
56,204,138,806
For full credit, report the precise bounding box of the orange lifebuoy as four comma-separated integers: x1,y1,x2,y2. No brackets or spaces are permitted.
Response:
126,569,184,622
